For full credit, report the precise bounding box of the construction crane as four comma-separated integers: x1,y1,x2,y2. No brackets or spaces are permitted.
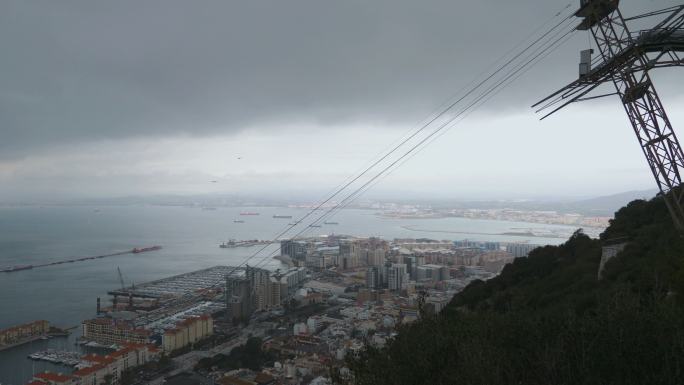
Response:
117,266,125,290
534,0,684,232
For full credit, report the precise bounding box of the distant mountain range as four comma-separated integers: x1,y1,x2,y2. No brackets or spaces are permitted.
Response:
11,189,657,217
408,189,658,217
566,189,657,215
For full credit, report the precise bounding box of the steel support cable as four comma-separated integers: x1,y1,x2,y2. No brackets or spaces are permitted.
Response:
352,31,580,202
250,26,579,269
214,9,579,279
251,27,579,270
623,5,684,21
311,2,577,219
303,28,579,231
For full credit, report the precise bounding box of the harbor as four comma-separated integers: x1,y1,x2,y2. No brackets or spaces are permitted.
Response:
0,205,575,385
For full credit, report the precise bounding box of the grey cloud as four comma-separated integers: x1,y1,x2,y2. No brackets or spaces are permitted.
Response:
1,0,681,158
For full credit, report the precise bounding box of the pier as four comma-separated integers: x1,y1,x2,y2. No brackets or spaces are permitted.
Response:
219,240,277,248
1,246,162,273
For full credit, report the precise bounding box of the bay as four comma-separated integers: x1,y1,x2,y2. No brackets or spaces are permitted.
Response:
0,204,580,384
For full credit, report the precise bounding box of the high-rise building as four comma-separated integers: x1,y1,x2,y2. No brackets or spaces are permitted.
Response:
339,240,361,269
226,276,252,322
280,267,308,296
269,276,282,306
403,256,415,280
305,253,326,270
380,260,392,289
367,248,386,267
416,264,449,282
247,266,272,312
280,240,308,261
366,267,380,289
388,264,407,291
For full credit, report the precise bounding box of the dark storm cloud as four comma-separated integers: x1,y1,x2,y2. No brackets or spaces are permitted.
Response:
1,0,680,157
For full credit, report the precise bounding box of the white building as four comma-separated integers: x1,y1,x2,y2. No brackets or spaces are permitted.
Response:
506,243,539,258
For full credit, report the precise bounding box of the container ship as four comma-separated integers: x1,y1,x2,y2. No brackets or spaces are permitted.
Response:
1,264,33,273
273,215,293,219
132,246,162,254
240,212,260,216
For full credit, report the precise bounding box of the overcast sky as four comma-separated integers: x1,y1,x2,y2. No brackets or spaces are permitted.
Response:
1,0,683,202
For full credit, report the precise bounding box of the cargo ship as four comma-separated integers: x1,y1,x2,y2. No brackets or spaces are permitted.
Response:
324,221,339,225
234,219,245,223
1,264,33,273
240,212,260,216
132,246,162,254
220,240,236,248
273,215,293,219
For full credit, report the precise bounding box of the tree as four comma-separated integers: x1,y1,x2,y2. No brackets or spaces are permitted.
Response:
348,193,684,385
102,374,114,385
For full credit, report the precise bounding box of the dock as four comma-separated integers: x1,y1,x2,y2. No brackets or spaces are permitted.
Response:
219,240,276,248
1,246,162,273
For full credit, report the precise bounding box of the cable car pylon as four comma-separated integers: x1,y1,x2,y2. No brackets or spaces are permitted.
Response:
534,0,684,233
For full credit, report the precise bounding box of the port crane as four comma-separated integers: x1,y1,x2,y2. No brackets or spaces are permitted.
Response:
534,0,684,232
117,266,126,290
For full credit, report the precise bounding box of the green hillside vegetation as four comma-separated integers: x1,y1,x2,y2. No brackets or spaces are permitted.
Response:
195,337,273,372
346,194,684,385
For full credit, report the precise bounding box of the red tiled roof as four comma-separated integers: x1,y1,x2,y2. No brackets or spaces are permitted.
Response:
81,354,115,365
34,372,72,382
122,342,145,348
110,349,129,357
72,363,106,376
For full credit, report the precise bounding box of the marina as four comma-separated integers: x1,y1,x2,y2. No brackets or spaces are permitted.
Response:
28,349,82,367
108,265,242,300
